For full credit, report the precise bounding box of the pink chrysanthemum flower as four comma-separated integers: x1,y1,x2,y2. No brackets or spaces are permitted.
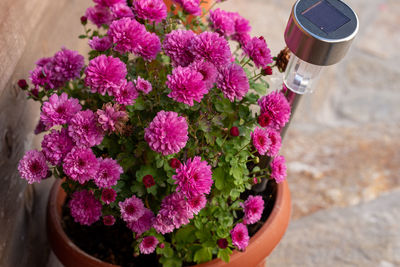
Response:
101,188,117,204
89,36,113,51
173,156,213,199
85,55,127,96
18,150,48,184
113,80,139,106
136,32,162,61
96,103,128,134
173,0,201,15
144,111,188,155
103,215,116,226
127,208,155,235
69,190,102,226
134,76,152,94
133,0,167,23
251,127,271,156
68,110,104,148
30,63,57,89
52,48,84,84
209,8,235,36
85,5,113,28
107,17,146,53
153,192,193,234
191,31,232,67
40,93,82,129
241,195,264,224
111,3,134,19
140,236,159,254
243,36,273,68
163,29,196,67
119,195,145,223
265,128,281,157
270,155,287,183
188,194,207,215
230,223,249,251
190,60,217,90
230,12,251,44
166,66,208,106
94,0,125,7
258,91,291,130
217,63,249,102
94,158,123,188
41,128,74,165
63,147,99,184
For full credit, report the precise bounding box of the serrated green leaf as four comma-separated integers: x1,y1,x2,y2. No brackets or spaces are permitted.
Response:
213,167,226,190
193,247,212,263
252,83,267,95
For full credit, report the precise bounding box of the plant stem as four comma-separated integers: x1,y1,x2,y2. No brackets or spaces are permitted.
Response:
241,58,251,67
235,142,250,156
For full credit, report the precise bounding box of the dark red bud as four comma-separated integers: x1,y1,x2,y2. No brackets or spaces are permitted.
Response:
217,238,228,249
80,16,88,25
159,243,165,249
169,158,181,169
17,79,28,90
230,126,239,137
143,175,155,188
261,66,273,76
30,87,39,98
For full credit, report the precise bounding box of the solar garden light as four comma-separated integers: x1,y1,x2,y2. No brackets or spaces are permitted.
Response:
283,0,359,94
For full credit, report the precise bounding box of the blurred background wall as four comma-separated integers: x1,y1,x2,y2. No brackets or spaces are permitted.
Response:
0,0,399,266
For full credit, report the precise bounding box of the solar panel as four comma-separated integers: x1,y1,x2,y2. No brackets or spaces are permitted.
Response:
301,0,350,33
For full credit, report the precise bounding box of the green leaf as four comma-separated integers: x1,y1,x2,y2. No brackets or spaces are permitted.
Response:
175,225,196,244
193,247,212,263
133,96,145,110
213,167,226,190
159,256,182,267
78,34,87,39
215,97,234,113
252,83,267,95
217,248,232,263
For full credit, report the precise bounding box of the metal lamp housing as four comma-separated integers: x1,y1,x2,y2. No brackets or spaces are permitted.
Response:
283,0,359,94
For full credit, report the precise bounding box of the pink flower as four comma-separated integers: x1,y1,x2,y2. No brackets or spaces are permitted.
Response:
94,158,123,188
230,223,249,251
52,48,85,83
265,128,281,157
134,76,152,94
144,111,188,155
243,36,273,68
133,0,167,23
163,29,196,67
30,61,58,89
209,8,235,36
173,0,201,15
140,236,159,254
136,32,162,61
166,66,208,106
113,80,139,106
68,110,104,148
270,155,287,183
40,93,82,129
241,195,264,224
96,103,128,133
251,127,271,156
85,55,127,96
41,128,74,165
217,63,249,102
173,156,213,199
153,192,193,234
69,190,102,226
63,147,99,184
107,17,146,54
127,208,155,235
103,215,116,226
101,188,117,204
191,32,232,67
230,12,251,44
89,36,113,51
85,5,113,27
18,150,48,184
258,91,291,130
119,195,145,223
189,60,218,90
188,194,207,215
93,0,125,7
110,3,134,19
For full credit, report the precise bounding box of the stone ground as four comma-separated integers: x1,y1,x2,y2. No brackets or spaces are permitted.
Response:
218,0,400,265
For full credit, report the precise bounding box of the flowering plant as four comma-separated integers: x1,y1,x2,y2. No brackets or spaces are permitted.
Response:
18,0,291,265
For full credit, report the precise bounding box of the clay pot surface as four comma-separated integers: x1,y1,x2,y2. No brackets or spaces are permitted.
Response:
47,179,291,267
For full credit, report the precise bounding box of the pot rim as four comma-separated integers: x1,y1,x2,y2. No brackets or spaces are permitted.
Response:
47,179,291,267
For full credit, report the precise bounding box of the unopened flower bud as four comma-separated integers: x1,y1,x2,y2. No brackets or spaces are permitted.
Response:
80,16,87,25
143,175,155,188
217,238,228,249
255,157,260,164
169,158,181,169
17,79,28,90
261,66,273,76
230,126,239,137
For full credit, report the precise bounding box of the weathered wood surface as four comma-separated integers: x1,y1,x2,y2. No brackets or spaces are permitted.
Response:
0,0,91,266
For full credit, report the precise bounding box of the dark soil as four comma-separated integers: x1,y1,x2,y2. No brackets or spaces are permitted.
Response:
61,180,277,266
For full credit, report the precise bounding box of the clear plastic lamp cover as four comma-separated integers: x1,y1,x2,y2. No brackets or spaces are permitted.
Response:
284,53,323,94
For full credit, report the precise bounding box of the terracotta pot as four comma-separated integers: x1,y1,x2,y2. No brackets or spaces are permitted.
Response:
47,179,291,267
